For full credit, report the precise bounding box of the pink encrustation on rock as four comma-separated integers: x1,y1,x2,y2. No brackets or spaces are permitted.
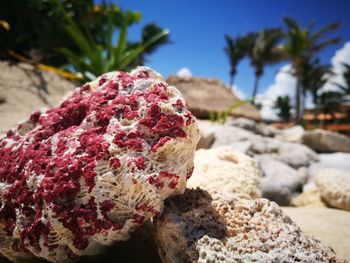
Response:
0,67,199,263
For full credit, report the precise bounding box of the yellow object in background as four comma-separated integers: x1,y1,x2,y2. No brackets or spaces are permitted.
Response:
8,50,82,80
0,20,10,31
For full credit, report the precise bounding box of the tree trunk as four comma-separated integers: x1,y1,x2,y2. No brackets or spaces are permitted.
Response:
252,75,260,103
229,74,235,88
300,90,306,123
295,76,301,124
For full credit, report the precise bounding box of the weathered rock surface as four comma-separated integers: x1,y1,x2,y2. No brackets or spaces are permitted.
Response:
77,221,161,263
196,128,214,149
249,140,318,169
255,123,281,137
198,121,318,168
226,117,257,131
187,147,261,199
283,207,350,262
302,129,350,153
227,117,281,137
167,76,261,121
0,67,199,262
197,120,256,149
0,61,76,131
155,188,344,263
256,155,303,205
276,142,319,169
308,153,350,180
316,169,350,211
318,152,350,169
255,155,305,206
275,125,305,143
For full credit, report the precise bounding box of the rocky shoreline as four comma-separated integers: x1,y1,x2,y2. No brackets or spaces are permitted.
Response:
0,67,349,262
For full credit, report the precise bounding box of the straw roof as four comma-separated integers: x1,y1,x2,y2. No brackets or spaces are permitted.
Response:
167,76,261,121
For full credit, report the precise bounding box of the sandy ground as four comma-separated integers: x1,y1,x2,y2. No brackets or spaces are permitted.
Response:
0,61,76,132
283,207,350,261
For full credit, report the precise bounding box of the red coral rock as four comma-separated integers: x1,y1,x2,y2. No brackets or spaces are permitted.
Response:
0,67,199,263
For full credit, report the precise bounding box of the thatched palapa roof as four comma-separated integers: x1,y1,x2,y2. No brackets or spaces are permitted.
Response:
167,76,261,121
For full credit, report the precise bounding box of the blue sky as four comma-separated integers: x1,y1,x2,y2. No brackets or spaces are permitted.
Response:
114,0,350,98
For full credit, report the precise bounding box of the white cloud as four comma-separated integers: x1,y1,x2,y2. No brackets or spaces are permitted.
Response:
256,64,296,120
321,42,350,92
176,67,192,78
231,85,247,100
255,43,350,120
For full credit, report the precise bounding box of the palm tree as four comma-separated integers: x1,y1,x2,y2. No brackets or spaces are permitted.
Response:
300,58,332,109
282,17,341,123
249,28,284,100
224,35,248,87
130,23,170,66
274,95,292,123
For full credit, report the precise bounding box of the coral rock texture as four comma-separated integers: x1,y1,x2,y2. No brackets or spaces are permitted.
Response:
0,67,199,262
155,188,344,263
187,147,261,199
316,169,350,211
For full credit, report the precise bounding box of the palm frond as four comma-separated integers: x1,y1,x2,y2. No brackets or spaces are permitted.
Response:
310,21,341,42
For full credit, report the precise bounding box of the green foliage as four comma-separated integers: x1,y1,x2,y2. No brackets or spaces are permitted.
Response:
316,91,343,121
282,17,341,123
249,28,284,99
224,35,254,86
250,28,284,74
282,17,341,65
129,23,171,66
209,100,250,124
56,1,169,81
300,58,332,104
274,95,292,122
225,29,284,102
0,0,119,66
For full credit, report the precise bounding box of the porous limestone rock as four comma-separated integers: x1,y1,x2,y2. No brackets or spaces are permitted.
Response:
77,220,162,263
187,147,261,199
316,169,350,211
0,67,199,263
155,188,344,263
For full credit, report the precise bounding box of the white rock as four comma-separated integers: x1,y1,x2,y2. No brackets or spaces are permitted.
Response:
316,168,350,211
308,153,350,180
318,152,350,169
188,147,262,199
226,117,256,131
256,155,303,205
302,129,350,153
277,142,319,169
275,125,305,143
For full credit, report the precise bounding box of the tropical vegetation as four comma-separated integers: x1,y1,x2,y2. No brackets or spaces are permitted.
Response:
56,1,169,81
274,95,292,123
0,0,170,82
224,17,343,124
